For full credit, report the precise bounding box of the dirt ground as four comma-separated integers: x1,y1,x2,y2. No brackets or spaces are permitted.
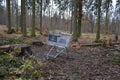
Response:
31,44,120,80
0,25,120,80
0,25,22,38
31,34,120,80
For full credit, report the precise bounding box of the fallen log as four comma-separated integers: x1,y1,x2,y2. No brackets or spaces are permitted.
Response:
111,42,120,45
0,44,33,56
80,43,103,47
0,45,11,53
80,42,120,47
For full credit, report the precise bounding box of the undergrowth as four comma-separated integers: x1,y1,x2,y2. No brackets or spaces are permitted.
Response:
0,51,44,80
0,38,23,46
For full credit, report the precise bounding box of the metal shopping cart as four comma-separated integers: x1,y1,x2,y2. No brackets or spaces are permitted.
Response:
46,32,72,59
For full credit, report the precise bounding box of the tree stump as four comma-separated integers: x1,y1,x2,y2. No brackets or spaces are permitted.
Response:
13,44,32,56
115,34,118,42
32,41,44,46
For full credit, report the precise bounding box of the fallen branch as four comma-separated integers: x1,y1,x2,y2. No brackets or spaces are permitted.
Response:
80,42,120,47
80,43,103,47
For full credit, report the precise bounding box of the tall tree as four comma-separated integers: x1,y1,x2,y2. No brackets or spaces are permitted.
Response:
83,0,95,33
31,0,36,36
21,0,27,36
15,0,19,32
115,0,120,34
115,0,120,20
0,0,5,24
72,0,83,41
95,0,102,41
77,0,83,37
39,0,42,34
0,0,3,11
11,0,15,27
6,0,11,33
70,3,73,34
73,0,78,41
104,0,112,34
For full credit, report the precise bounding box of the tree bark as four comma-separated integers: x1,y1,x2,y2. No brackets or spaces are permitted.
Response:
104,0,110,34
40,0,42,34
73,0,78,41
78,0,83,37
31,0,36,37
21,0,27,36
15,0,19,32
70,6,73,34
95,0,102,41
6,0,11,33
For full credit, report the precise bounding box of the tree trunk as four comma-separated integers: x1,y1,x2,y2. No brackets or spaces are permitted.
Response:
104,10,108,34
78,0,83,37
40,0,42,34
104,0,110,34
70,6,73,34
6,0,11,33
31,0,36,37
73,0,78,41
11,0,15,27
15,0,19,32
50,0,54,31
21,0,27,36
95,0,102,41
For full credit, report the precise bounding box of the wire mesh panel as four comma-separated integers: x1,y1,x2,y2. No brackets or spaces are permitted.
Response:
48,34,58,42
46,33,72,59
57,33,72,48
48,33,72,48
48,34,60,46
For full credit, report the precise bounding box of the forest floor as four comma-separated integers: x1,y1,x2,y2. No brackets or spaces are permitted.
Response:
31,37,120,80
0,25,120,80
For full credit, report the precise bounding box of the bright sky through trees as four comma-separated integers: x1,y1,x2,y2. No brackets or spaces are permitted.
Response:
17,0,117,19
18,0,117,7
